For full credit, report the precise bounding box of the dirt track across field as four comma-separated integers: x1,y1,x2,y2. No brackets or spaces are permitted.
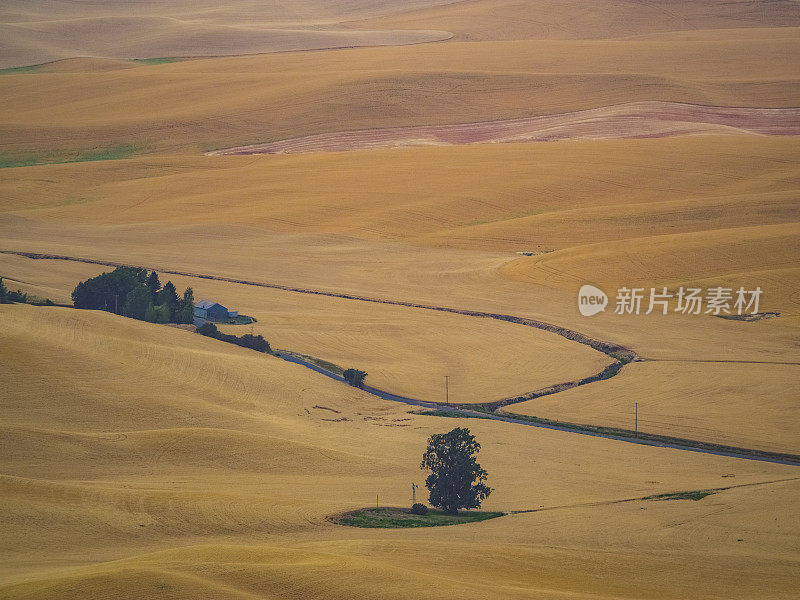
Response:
207,102,800,155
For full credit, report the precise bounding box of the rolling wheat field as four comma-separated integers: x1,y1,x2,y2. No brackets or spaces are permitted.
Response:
1,1,799,598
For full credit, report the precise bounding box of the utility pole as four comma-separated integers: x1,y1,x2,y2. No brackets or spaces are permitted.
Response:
412,482,416,503
445,375,450,405
376,494,379,509
635,402,638,436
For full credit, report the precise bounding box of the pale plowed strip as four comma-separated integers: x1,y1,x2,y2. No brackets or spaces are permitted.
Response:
208,101,800,155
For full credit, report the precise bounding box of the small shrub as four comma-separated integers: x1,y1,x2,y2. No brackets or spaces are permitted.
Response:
239,333,271,353
0,279,55,306
343,368,368,388
6,289,29,303
195,321,271,353
410,503,429,515
197,322,219,337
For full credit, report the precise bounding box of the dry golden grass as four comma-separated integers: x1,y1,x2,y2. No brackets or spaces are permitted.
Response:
510,361,800,454
2,134,797,322
355,0,800,41
210,288,612,404
500,221,800,315
2,30,799,154
0,252,611,403
2,305,798,599
0,0,453,68
2,137,797,241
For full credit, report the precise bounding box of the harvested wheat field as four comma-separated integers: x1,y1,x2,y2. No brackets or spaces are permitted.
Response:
2,304,799,599
1,0,799,598
0,0,454,69
509,360,800,454
0,252,612,404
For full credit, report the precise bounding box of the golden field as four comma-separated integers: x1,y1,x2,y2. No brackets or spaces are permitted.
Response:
0,0,454,69
510,360,800,454
0,253,612,404
1,304,799,599
3,31,800,153
1,0,799,597
355,0,800,41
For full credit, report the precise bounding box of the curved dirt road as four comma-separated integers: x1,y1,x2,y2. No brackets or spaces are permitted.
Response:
282,352,800,466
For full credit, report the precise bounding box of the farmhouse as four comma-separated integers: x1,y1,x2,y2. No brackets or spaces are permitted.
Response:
194,299,237,321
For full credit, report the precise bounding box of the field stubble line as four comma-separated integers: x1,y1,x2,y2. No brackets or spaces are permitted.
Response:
510,476,800,515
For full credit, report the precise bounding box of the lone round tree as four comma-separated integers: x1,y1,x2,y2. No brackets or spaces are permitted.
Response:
420,427,492,514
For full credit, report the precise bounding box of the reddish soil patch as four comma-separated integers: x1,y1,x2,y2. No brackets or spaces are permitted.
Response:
166,323,196,332
207,102,800,156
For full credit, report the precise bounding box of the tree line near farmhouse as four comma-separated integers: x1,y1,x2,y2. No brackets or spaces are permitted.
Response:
196,322,271,353
68,269,367,376
0,277,55,306
71,267,272,353
72,266,194,324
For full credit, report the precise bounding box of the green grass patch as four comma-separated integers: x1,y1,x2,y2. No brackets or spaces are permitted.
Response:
210,314,257,325
0,63,46,75
607,351,634,364
716,312,780,322
644,490,716,502
229,315,256,325
452,403,495,414
333,507,504,528
411,409,493,420
76,144,139,162
0,152,55,169
279,350,344,375
133,57,184,66
0,144,140,169
598,361,625,380
498,411,625,435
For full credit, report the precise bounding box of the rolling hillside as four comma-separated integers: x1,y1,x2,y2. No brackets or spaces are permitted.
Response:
2,304,798,599
0,0,454,68
2,0,799,598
